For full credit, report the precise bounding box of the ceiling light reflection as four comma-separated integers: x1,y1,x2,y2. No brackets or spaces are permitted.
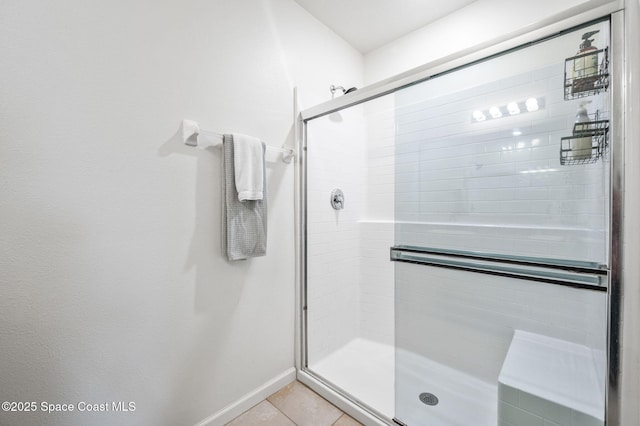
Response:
472,97,543,123
473,110,486,122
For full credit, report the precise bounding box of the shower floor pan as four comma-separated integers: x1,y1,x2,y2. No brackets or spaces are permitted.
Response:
396,349,497,426
310,338,497,425
310,338,395,419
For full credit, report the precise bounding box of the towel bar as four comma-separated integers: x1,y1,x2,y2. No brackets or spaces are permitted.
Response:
182,119,295,163
390,245,608,291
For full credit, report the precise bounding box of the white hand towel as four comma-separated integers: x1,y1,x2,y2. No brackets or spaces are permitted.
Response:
233,133,264,201
222,135,267,260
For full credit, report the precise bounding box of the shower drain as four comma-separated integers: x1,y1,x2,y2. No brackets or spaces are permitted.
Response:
419,392,439,406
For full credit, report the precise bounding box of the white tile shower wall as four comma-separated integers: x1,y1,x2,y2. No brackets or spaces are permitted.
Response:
395,55,610,263
307,95,398,361
396,263,607,385
358,95,396,347
358,221,394,345
364,96,396,220
307,107,367,364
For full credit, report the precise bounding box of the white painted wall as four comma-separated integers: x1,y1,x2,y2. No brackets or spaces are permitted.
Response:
364,0,617,85
0,1,362,425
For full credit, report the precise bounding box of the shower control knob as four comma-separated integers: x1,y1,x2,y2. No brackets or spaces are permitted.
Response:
330,189,344,210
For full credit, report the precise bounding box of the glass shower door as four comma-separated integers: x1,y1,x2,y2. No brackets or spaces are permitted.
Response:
392,20,610,426
304,95,397,421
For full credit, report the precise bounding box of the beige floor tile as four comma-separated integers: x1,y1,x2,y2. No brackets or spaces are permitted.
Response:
225,400,295,426
267,381,343,426
332,414,363,426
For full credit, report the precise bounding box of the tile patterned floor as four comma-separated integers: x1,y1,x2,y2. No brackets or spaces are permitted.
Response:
226,381,363,426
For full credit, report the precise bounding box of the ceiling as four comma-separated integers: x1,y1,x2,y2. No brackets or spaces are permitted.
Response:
293,0,478,53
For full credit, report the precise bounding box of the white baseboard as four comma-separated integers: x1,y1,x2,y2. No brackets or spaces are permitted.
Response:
194,367,296,426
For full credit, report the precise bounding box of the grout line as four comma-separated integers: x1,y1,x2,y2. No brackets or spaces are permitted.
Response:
228,381,354,426
330,414,344,426
270,400,300,426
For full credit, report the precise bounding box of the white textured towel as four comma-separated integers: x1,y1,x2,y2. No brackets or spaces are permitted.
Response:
222,135,267,261
233,133,264,201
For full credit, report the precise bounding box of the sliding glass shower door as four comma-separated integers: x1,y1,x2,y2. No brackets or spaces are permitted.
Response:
302,16,614,426
392,20,610,426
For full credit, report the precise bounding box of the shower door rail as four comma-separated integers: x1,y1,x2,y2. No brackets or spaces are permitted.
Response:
390,245,608,291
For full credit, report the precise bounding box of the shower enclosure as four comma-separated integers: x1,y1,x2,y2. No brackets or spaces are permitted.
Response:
297,12,623,426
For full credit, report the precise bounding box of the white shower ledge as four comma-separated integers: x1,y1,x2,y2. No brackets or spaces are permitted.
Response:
499,330,605,421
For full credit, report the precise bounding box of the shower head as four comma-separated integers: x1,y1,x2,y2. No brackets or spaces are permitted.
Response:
330,84,358,98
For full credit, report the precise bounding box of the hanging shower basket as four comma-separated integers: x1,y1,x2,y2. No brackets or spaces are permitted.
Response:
560,111,609,165
563,47,609,100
